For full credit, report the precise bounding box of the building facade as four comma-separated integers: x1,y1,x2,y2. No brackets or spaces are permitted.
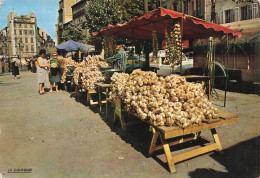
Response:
57,0,76,44
72,0,89,26
0,11,56,61
6,11,38,59
37,28,56,54
161,0,206,19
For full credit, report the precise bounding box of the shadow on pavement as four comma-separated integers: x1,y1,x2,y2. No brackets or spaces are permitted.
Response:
189,136,260,178
216,81,260,96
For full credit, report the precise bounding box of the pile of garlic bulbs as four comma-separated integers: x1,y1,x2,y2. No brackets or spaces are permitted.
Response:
109,72,130,103
110,69,218,128
73,55,108,90
57,57,78,82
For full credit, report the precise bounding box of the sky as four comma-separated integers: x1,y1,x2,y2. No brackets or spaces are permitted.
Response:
0,0,59,41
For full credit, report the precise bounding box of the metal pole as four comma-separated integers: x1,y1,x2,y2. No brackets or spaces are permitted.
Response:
224,36,229,107
180,17,184,75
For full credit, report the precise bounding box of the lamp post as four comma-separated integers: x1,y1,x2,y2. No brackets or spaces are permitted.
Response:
15,39,24,71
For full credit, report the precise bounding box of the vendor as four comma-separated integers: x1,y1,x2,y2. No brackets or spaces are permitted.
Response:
105,40,127,72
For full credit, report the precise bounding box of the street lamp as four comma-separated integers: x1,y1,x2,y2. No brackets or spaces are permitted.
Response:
15,39,24,71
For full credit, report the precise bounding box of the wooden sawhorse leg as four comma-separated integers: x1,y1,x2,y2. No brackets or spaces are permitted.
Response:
113,110,127,131
148,128,223,173
105,88,109,121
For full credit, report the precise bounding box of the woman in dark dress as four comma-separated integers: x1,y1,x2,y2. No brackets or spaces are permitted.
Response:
12,59,19,79
49,52,61,92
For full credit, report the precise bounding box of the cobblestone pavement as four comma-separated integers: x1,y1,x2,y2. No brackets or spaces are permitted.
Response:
0,71,259,178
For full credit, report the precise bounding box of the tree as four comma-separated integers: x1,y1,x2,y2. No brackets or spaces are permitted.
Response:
62,23,86,43
84,0,159,44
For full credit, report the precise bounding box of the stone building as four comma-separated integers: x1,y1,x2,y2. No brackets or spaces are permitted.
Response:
56,0,76,44
72,0,89,26
1,11,55,61
37,28,56,54
6,11,38,59
161,0,205,19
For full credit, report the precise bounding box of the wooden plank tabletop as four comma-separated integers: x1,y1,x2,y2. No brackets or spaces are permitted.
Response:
95,82,112,88
156,110,239,139
184,75,210,79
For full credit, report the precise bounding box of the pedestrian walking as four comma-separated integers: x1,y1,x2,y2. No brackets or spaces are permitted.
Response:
27,58,32,72
49,52,60,92
1,59,5,73
12,58,19,79
37,49,50,95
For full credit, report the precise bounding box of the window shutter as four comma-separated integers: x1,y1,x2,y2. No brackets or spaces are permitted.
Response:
220,10,224,24
230,9,234,22
247,4,252,19
234,7,239,22
252,3,258,19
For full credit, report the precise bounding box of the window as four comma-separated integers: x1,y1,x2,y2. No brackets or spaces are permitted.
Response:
26,45,28,52
20,38,23,43
14,30,16,35
25,38,28,43
30,24,33,28
252,3,258,19
219,10,224,24
31,45,34,52
24,30,27,35
173,3,177,11
234,7,239,21
30,30,34,35
225,9,233,23
184,1,188,14
19,24,22,27
24,24,27,28
19,30,22,35
241,5,252,20
31,38,34,43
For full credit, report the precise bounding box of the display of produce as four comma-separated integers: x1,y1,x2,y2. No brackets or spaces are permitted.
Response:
57,57,78,82
151,30,159,64
164,23,182,67
73,55,108,90
110,69,218,128
109,72,129,103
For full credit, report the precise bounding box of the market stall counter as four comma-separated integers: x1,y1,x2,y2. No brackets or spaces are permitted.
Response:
113,96,239,173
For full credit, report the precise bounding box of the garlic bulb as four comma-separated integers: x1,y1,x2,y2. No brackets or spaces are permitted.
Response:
110,69,219,128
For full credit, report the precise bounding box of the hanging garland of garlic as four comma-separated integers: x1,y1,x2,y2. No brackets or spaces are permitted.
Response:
151,30,159,64
169,23,182,68
164,29,170,65
110,69,219,128
163,24,182,68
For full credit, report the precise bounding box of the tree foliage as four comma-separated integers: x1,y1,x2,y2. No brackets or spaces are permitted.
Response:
84,0,159,44
62,23,86,43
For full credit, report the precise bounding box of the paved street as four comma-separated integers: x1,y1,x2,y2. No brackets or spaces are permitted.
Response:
0,71,259,178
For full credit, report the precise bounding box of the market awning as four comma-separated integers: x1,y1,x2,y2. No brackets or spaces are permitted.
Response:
97,8,242,40
56,39,94,53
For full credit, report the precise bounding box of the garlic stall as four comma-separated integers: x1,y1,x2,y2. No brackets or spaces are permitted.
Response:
109,69,218,128
73,55,109,91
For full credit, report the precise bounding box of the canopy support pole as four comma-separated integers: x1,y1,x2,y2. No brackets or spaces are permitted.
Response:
180,17,183,75
224,36,229,107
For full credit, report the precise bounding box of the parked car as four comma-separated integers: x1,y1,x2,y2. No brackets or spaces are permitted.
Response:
150,50,193,75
